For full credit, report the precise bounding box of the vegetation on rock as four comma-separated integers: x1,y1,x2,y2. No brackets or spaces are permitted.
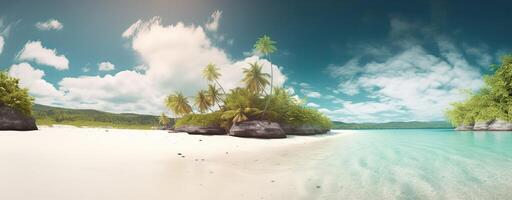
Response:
0,71,34,116
169,36,331,131
446,55,512,125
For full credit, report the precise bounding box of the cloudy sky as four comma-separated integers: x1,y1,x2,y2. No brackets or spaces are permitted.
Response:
0,0,511,122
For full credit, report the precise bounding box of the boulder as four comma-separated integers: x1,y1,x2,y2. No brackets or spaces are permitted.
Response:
473,121,491,131
488,119,512,131
174,125,226,135
0,104,38,131
455,124,474,131
280,124,329,135
229,120,286,139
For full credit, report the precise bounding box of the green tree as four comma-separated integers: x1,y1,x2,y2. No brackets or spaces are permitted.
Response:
165,92,193,117
202,63,226,94
194,90,212,113
207,84,223,108
242,62,270,95
0,71,34,116
254,35,277,116
159,112,170,126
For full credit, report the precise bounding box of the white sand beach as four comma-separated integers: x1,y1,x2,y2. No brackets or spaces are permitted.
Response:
0,127,349,200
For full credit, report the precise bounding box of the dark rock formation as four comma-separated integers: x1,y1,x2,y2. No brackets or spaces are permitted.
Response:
473,121,491,131
174,125,226,135
455,124,474,131
0,104,38,131
280,124,329,135
229,120,286,139
488,119,512,131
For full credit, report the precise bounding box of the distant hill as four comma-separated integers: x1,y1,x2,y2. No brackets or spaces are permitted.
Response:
32,104,452,130
332,121,454,129
33,104,171,129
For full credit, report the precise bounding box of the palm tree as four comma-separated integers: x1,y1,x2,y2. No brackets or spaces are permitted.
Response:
242,62,270,95
254,35,277,115
202,63,226,94
165,92,193,117
159,112,170,126
207,84,222,108
194,90,212,113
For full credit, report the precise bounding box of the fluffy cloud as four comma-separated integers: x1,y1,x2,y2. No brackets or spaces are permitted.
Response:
306,91,321,98
35,19,63,31
326,18,485,122
17,41,69,70
0,36,3,55
98,61,115,71
8,63,63,105
306,102,320,108
205,10,222,32
23,16,286,115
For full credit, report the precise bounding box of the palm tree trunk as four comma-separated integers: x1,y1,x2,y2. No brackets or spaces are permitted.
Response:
262,54,273,118
215,79,227,94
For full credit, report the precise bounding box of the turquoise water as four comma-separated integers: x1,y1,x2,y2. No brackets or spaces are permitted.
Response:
307,129,512,199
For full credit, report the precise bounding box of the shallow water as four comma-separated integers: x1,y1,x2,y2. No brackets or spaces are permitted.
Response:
305,129,512,200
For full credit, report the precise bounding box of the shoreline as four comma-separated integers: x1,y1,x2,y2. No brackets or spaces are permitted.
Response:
0,127,351,200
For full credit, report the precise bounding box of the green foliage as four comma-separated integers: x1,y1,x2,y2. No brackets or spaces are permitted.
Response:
446,54,512,125
165,92,193,116
254,35,277,56
175,112,222,128
194,90,212,113
159,113,170,126
33,104,165,129
0,71,34,116
242,62,270,94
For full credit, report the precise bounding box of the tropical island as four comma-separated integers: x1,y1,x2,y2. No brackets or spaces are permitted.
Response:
446,55,512,131
165,36,331,138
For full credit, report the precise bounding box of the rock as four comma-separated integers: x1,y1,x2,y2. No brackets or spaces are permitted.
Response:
455,124,474,131
280,124,329,135
0,104,37,131
473,121,491,131
229,120,286,139
174,125,226,135
488,119,512,131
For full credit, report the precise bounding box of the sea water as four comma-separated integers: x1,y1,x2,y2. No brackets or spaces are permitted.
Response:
305,129,512,199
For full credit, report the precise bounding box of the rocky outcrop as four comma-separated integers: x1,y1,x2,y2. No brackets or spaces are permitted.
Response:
0,104,37,131
455,124,474,131
174,125,226,135
229,120,286,139
488,119,512,131
280,124,329,135
473,121,491,131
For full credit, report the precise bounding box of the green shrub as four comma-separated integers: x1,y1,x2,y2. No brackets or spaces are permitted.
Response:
446,55,512,125
0,71,34,116
175,112,223,128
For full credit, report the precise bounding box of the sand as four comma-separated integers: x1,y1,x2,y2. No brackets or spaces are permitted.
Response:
0,127,349,200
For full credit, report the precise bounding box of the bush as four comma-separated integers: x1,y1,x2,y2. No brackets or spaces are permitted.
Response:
0,71,34,116
446,55,512,125
175,112,223,128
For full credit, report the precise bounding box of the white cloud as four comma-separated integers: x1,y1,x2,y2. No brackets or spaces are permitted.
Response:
22,16,287,115
205,10,222,32
306,91,321,98
81,67,90,73
0,36,3,55
133,65,148,72
98,61,115,71
8,63,63,105
35,19,63,31
17,41,69,70
326,18,485,122
306,102,320,108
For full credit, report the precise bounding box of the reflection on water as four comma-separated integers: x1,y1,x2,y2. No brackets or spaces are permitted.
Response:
303,129,512,200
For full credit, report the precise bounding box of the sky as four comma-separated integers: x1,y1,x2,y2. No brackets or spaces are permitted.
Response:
0,0,511,122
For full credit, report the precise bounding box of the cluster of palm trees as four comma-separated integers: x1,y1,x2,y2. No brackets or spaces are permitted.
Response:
165,35,277,121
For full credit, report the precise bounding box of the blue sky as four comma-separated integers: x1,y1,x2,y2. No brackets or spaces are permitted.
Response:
1,0,511,122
